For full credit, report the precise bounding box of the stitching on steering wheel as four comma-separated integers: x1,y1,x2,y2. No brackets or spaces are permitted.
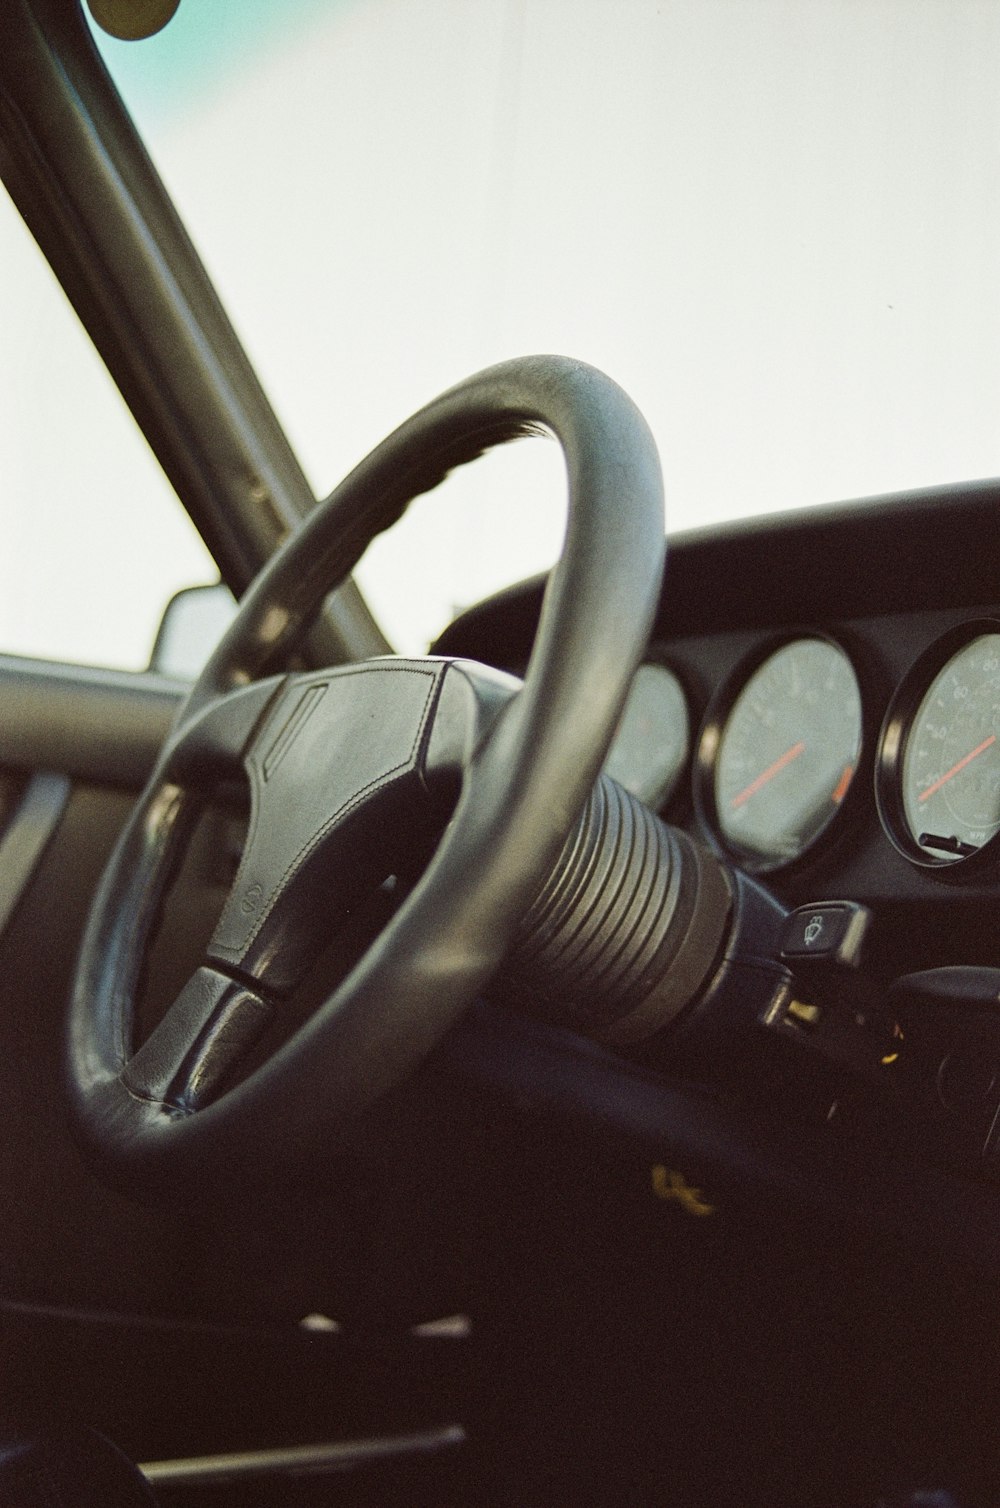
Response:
209,664,441,963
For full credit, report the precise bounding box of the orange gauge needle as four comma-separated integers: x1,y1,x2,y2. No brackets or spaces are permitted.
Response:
831,764,854,805
918,733,997,804
731,740,806,810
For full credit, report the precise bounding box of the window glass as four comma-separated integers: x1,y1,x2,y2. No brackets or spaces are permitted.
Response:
0,186,220,673
90,1,1000,651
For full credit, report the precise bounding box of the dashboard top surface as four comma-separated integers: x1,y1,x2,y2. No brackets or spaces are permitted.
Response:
434,479,1000,986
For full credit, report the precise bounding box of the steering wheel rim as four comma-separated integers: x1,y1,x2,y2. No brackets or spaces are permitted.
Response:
68,356,665,1197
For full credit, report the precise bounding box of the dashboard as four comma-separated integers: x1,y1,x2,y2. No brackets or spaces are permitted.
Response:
435,478,1000,996
601,612,1000,897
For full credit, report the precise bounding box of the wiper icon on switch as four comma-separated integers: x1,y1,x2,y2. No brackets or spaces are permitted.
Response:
779,901,872,968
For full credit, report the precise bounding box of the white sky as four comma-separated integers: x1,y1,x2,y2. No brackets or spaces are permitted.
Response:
4,0,1000,664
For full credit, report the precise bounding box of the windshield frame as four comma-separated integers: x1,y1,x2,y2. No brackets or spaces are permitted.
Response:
0,0,387,665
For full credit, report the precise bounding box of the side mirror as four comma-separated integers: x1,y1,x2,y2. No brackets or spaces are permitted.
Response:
149,582,237,681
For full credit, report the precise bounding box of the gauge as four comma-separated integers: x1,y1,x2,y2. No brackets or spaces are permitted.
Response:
877,623,1000,868
698,637,863,870
603,662,690,809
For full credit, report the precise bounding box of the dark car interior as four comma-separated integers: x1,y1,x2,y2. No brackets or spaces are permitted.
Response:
4,3,1000,1506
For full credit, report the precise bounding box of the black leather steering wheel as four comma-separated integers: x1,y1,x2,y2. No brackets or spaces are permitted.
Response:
68,356,665,1196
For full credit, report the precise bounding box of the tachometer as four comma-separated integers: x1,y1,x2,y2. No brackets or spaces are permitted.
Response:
877,623,1000,868
697,637,863,871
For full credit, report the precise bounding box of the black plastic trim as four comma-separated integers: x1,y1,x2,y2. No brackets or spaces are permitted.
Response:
441,1002,1000,1274
434,479,1000,662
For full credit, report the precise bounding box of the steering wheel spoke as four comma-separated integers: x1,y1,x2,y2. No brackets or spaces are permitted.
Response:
123,966,273,1114
163,675,288,792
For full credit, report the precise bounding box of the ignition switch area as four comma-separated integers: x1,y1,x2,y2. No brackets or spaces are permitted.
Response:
763,901,897,1075
784,998,823,1031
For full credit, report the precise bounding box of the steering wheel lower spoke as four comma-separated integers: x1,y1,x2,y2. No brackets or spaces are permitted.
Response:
123,966,273,1114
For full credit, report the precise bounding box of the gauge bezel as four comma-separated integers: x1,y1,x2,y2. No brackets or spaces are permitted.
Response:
694,632,866,876
875,619,1000,876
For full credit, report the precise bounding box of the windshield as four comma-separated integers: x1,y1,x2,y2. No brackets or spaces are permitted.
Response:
91,0,1000,651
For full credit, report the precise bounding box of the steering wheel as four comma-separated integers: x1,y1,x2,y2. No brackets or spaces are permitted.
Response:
68,356,665,1197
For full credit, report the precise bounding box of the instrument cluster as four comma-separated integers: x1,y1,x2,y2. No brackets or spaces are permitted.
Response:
609,622,1000,877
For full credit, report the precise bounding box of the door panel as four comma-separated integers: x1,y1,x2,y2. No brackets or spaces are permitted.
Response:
0,771,70,942
0,655,178,785
0,659,204,1317
0,655,396,1325
0,658,468,1480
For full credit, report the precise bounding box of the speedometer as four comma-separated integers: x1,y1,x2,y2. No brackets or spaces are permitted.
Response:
697,637,863,871
877,623,1000,868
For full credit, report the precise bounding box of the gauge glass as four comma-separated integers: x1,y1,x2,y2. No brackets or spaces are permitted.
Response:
603,663,689,809
901,633,1000,863
713,639,862,867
